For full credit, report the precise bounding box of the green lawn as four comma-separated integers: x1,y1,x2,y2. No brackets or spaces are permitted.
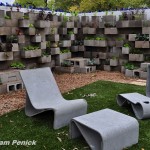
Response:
0,80,150,150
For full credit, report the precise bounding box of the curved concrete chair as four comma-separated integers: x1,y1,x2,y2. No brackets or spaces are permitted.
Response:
20,67,87,129
117,65,150,119
70,109,139,150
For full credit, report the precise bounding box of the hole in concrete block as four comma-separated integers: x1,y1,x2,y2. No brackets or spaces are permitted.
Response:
143,101,149,104
8,85,15,91
75,61,79,66
87,68,90,73
16,83,22,90
134,71,140,77
90,67,92,72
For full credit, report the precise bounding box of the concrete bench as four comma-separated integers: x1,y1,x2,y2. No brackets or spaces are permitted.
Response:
70,109,139,150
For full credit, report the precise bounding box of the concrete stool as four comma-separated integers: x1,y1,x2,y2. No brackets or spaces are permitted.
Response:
70,109,139,150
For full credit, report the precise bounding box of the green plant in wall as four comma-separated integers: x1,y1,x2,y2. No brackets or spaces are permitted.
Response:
130,48,142,54
123,43,131,48
23,45,39,51
67,31,74,35
10,61,25,69
42,52,50,57
135,34,149,41
60,49,70,53
95,36,106,40
61,60,73,67
124,63,137,70
29,23,34,28
23,15,29,19
4,15,11,19
116,37,124,41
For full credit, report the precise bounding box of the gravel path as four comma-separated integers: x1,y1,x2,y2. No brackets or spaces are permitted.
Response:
0,71,146,116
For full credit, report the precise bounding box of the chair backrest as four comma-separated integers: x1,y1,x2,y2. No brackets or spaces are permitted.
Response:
20,67,63,107
146,65,150,97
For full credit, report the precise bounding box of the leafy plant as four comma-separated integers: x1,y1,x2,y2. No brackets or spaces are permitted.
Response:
87,59,96,66
104,22,116,28
61,60,73,67
95,36,106,41
29,23,34,28
23,15,29,19
67,31,74,35
60,49,70,53
130,48,142,54
6,35,18,43
4,15,11,19
23,45,39,51
42,52,49,57
124,63,137,70
135,34,149,41
123,43,131,48
116,37,124,41
10,61,25,69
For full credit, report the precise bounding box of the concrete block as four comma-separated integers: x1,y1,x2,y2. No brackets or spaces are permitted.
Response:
0,84,7,94
110,59,118,66
6,11,23,20
39,42,46,49
129,34,136,41
63,22,74,28
88,28,96,34
140,71,147,79
58,28,67,34
0,18,5,27
18,19,30,27
18,35,26,43
125,69,134,77
142,27,150,34
12,43,19,51
21,49,42,58
0,27,11,35
55,66,74,73
46,34,59,41
104,65,111,71
59,40,71,47
81,16,89,26
122,47,130,54
34,20,46,28
31,35,42,43
56,52,71,65
78,46,85,52
141,63,150,72
38,55,51,63
104,28,118,34
66,34,75,41
0,10,5,18
24,28,36,35
51,48,60,55
129,54,144,62
71,46,78,52
135,41,149,48
0,52,13,61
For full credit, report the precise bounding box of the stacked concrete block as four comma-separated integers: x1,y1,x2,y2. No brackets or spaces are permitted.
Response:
0,70,23,94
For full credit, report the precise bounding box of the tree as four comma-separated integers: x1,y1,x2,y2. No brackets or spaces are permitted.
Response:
14,0,46,8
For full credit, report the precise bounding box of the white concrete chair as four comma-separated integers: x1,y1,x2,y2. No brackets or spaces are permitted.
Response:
20,67,87,129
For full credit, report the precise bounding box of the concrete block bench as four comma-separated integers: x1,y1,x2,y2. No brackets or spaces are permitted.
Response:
70,109,139,150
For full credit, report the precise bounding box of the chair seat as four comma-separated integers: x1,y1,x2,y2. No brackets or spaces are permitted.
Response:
70,109,139,150
117,92,150,119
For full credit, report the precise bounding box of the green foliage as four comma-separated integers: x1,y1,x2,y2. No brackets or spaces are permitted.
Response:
135,34,149,41
23,45,39,51
124,62,137,70
23,15,29,19
61,60,73,67
4,15,11,19
42,52,49,57
0,81,148,149
123,43,131,48
67,31,74,35
116,37,124,41
10,61,25,69
6,35,18,43
60,49,70,53
29,23,34,28
95,36,106,40
130,48,142,54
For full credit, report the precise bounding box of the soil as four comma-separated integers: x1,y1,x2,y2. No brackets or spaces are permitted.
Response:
0,71,146,116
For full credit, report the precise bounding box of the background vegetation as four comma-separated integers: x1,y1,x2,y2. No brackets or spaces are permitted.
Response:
14,0,150,12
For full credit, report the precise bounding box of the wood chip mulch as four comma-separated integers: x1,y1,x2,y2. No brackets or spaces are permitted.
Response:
0,71,144,116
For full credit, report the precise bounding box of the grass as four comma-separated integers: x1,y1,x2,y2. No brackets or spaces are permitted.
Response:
0,80,150,150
